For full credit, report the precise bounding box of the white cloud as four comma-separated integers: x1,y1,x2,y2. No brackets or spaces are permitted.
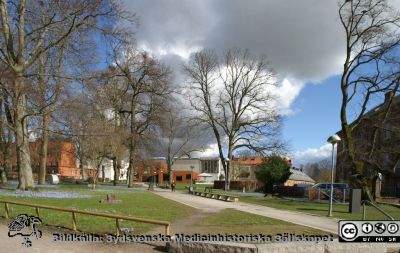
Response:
269,78,305,115
291,144,333,167
122,0,349,116
193,143,220,158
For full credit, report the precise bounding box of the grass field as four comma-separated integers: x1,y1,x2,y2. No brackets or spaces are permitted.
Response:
198,209,331,237
174,183,213,192
240,196,400,220
0,183,370,237
0,184,193,234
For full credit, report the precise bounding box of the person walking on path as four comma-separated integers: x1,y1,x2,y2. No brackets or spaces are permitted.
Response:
171,180,176,192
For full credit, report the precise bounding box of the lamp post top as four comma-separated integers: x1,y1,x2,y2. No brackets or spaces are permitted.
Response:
327,134,341,144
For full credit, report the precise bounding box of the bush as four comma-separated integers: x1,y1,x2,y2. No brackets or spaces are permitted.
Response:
255,155,292,194
87,177,95,184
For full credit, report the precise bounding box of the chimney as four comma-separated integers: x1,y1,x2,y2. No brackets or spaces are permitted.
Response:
385,91,394,103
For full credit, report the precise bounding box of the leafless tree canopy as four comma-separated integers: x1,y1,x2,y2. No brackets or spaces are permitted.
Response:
185,48,285,190
0,0,128,189
338,0,400,200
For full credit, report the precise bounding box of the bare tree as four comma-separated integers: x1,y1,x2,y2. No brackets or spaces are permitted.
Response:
338,0,400,200
58,93,91,180
305,159,331,183
158,102,203,185
111,44,171,188
26,43,66,185
185,49,284,191
88,69,129,185
0,0,125,190
0,81,13,184
84,110,117,189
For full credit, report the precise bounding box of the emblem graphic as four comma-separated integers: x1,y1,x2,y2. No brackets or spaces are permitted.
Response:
8,214,42,247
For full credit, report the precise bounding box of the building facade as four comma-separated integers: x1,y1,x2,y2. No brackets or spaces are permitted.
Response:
335,92,400,197
98,158,128,182
136,157,225,185
7,140,80,180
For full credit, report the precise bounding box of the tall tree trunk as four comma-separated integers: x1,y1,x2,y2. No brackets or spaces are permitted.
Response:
127,102,137,188
101,165,105,182
14,74,35,190
113,157,121,186
0,96,6,185
226,139,234,191
38,113,50,184
210,126,228,191
168,159,173,185
340,72,372,201
80,159,87,180
127,137,137,188
3,94,13,176
4,130,12,175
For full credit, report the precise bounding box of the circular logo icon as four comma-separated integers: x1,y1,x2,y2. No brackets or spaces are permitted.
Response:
341,223,358,240
362,223,373,234
387,223,399,234
374,222,386,234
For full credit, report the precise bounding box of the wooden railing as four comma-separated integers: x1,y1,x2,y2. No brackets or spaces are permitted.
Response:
0,200,170,236
362,200,394,221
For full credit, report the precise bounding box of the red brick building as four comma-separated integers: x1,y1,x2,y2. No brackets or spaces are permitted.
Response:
335,93,400,197
6,140,81,180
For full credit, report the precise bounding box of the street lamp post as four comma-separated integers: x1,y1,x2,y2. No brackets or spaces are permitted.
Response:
327,134,341,217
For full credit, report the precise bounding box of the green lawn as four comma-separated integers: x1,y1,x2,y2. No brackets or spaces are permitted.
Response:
240,196,400,220
175,183,213,192
0,184,193,234
198,209,332,237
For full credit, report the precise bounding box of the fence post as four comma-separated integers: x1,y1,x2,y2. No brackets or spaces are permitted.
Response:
343,189,346,203
35,207,40,218
318,189,320,202
362,201,366,220
4,203,9,219
165,224,170,236
115,218,120,236
72,212,77,231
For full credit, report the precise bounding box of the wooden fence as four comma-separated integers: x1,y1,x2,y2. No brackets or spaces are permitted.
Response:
0,200,170,236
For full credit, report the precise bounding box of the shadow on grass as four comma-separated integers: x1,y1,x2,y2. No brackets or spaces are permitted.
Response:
297,207,349,214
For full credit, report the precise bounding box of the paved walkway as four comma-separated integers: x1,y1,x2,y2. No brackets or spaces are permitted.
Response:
153,189,339,234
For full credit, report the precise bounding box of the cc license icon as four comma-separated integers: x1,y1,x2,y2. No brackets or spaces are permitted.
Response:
341,223,358,240
361,223,373,234
374,223,386,234
387,223,399,234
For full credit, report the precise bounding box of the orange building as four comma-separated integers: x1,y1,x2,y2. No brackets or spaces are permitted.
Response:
6,140,80,180
136,158,201,185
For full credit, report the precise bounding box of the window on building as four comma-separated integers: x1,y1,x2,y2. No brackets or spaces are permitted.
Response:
383,128,391,141
186,174,191,180
176,176,182,181
202,160,218,174
383,153,390,170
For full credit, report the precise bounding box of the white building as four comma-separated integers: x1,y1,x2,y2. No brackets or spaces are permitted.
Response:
99,158,128,182
168,157,225,183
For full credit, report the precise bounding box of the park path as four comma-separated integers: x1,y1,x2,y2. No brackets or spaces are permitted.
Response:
153,189,340,234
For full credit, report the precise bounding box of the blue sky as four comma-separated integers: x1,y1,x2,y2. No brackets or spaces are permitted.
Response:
118,0,400,166
285,77,342,148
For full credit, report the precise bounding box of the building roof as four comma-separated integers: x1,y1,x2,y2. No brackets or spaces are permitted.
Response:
232,157,263,165
337,93,400,134
198,173,214,177
288,168,315,182
361,94,400,119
